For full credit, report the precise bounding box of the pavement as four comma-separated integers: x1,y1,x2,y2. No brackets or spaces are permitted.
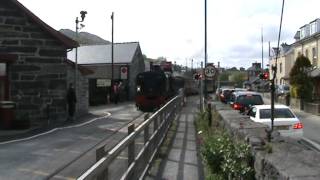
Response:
145,96,204,180
0,102,130,142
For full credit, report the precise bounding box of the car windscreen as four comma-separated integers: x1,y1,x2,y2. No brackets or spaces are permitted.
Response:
283,86,289,90
236,95,263,105
259,108,295,119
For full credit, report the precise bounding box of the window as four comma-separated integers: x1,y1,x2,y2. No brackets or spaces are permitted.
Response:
310,22,317,34
259,108,295,119
312,47,317,66
300,27,305,39
0,63,7,101
279,63,282,73
305,49,309,59
0,63,5,76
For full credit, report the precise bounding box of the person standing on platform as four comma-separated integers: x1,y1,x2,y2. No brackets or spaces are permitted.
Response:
113,82,120,104
67,83,77,121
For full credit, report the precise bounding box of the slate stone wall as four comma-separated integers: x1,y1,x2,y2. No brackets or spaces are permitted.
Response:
0,1,70,126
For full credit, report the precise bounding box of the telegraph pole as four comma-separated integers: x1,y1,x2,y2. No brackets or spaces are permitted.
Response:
268,0,285,142
204,0,208,98
111,12,114,86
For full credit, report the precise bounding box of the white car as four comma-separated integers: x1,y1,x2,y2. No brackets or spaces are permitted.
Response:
247,105,303,138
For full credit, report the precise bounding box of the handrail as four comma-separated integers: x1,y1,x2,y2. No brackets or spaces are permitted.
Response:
77,93,184,180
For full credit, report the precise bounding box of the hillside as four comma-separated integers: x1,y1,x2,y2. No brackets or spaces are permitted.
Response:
59,29,110,45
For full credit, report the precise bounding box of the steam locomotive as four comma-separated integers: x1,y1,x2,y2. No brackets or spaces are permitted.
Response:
135,71,185,112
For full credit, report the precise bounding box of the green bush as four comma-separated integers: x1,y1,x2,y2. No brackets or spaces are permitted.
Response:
196,111,254,180
289,55,312,101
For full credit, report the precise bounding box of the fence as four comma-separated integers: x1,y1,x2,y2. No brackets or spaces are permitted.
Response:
77,94,184,180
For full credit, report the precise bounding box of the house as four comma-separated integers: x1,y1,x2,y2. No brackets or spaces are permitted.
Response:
269,43,294,85
245,62,264,91
67,42,145,105
0,0,90,128
267,17,320,104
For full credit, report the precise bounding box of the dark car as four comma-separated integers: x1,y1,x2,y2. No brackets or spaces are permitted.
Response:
232,91,264,113
220,88,234,103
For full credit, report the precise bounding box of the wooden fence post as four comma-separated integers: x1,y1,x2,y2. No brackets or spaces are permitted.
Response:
128,124,135,166
96,146,108,180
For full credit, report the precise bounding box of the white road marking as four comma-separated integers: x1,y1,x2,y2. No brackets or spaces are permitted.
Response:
0,113,111,145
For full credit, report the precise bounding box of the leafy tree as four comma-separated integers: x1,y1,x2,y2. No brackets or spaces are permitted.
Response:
229,71,247,87
289,55,312,100
219,72,230,81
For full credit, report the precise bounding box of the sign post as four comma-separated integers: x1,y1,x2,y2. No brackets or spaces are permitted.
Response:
204,64,216,79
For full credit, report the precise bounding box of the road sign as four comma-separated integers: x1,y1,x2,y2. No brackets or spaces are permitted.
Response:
204,65,216,78
120,66,128,79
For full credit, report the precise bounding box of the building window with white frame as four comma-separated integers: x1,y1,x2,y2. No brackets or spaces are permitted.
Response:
310,21,317,34
305,49,309,60
280,63,282,74
312,47,317,66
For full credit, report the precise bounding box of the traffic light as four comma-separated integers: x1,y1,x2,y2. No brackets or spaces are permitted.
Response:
194,73,200,80
259,72,269,80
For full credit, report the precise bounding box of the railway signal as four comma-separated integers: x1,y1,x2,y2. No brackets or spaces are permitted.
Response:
259,72,269,80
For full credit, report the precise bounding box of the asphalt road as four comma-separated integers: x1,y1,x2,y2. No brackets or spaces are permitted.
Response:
0,103,144,180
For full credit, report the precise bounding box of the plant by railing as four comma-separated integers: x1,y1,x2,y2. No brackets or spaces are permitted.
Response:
196,110,254,180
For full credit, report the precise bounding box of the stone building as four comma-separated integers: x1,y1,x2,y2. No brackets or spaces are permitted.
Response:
67,42,145,105
0,0,89,127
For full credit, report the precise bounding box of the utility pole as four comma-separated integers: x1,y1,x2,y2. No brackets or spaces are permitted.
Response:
74,11,87,113
111,12,114,86
261,27,264,71
200,61,203,111
204,0,208,98
268,0,285,142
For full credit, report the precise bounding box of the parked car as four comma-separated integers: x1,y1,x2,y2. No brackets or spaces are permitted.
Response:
220,88,234,103
231,91,264,112
229,89,249,106
247,105,303,138
276,84,290,97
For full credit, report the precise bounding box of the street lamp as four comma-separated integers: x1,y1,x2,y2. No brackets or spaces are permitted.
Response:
74,10,87,109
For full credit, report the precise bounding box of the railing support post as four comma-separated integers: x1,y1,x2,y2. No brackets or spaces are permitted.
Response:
96,146,108,180
207,103,212,127
128,123,135,166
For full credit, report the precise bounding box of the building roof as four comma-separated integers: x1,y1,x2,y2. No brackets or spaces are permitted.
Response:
66,59,94,75
9,0,78,49
67,42,140,64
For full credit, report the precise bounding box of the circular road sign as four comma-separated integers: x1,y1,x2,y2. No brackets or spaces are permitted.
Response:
204,65,216,78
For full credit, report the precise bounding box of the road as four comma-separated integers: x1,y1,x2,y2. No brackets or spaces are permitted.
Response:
0,103,143,180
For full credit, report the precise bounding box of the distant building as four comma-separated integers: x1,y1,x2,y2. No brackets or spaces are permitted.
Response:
0,0,91,126
68,42,145,104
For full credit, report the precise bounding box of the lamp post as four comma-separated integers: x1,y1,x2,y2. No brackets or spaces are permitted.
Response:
111,12,114,87
75,11,87,99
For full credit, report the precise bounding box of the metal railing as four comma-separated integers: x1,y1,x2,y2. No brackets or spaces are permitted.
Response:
77,94,184,180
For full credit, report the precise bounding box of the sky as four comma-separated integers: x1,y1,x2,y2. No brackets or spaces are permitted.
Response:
18,0,320,68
